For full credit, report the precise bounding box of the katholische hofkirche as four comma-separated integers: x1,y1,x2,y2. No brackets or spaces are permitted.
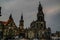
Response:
0,1,60,40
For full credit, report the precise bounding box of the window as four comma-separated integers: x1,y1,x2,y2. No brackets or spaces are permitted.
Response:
41,24,43,27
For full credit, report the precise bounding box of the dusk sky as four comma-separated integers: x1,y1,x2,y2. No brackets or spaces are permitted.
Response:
0,0,60,33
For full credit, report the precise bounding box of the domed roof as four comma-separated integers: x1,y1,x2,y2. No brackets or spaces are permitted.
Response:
30,20,35,26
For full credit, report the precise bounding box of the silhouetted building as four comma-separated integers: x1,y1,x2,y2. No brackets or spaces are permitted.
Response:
26,2,51,40
0,1,60,40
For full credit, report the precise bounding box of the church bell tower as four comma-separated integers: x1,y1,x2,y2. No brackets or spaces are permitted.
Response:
36,1,46,29
19,13,24,30
37,2,44,21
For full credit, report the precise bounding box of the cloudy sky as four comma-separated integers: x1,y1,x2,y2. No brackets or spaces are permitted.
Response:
0,0,60,33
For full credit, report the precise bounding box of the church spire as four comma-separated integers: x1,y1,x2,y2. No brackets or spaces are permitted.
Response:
38,1,43,12
21,12,23,20
19,12,24,30
0,7,2,16
37,1,44,21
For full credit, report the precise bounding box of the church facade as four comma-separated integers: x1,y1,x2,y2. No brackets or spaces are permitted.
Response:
0,1,60,40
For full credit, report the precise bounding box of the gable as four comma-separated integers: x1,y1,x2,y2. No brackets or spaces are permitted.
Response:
6,19,17,28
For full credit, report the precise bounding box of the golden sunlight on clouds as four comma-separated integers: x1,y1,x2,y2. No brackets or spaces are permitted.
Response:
44,6,60,14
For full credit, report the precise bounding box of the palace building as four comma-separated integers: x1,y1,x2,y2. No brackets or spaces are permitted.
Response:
0,1,60,40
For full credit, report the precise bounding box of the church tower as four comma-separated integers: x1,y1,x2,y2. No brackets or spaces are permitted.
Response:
30,2,51,39
37,2,44,21
37,1,46,29
19,13,24,30
30,1,46,30
19,13,25,38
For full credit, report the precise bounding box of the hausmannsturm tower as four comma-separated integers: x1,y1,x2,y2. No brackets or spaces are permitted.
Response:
0,1,60,40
